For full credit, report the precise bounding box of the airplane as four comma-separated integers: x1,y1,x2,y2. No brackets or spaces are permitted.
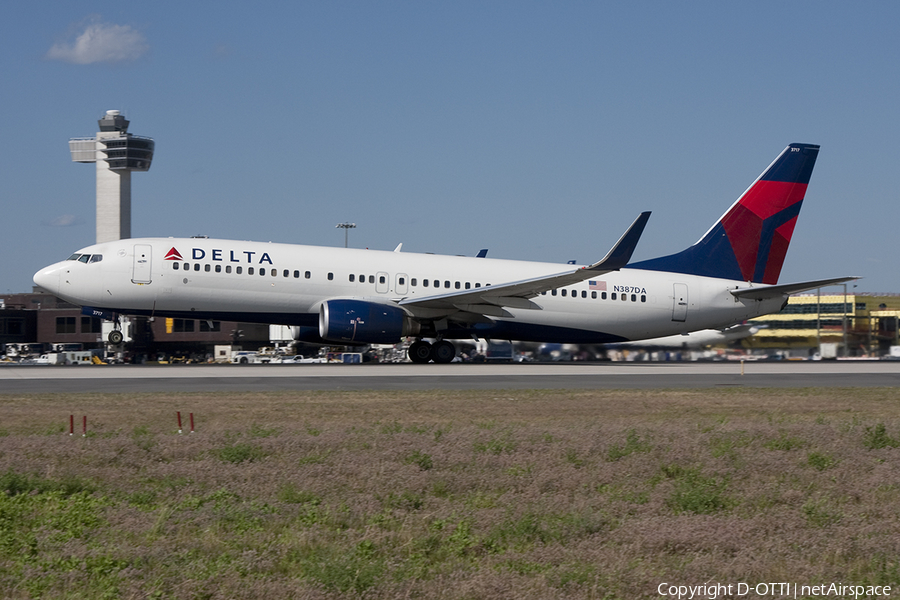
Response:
34,143,855,364
605,322,763,350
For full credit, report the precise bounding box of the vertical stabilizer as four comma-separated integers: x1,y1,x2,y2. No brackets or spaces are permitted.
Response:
630,143,819,284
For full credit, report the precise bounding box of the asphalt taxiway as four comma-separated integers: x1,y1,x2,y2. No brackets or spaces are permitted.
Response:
1,361,899,393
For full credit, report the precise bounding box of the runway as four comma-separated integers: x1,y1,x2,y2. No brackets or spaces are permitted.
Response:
2,360,900,393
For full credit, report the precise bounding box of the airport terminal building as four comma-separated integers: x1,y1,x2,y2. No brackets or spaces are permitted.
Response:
0,290,269,361
748,292,900,356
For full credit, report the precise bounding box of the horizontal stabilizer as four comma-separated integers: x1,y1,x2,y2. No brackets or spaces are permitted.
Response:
730,276,859,301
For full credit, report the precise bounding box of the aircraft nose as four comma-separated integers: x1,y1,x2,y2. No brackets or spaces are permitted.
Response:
33,264,60,295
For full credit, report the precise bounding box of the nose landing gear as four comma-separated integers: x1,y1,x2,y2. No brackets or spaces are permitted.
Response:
407,340,456,364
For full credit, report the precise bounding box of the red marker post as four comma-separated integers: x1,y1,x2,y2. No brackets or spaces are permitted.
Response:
177,411,183,434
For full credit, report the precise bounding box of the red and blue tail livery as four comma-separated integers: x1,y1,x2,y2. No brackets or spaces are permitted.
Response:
631,143,819,284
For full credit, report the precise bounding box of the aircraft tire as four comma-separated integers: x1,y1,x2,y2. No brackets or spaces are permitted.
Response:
430,340,456,364
408,341,432,364
108,330,124,345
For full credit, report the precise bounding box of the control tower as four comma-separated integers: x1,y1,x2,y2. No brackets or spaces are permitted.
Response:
69,110,154,243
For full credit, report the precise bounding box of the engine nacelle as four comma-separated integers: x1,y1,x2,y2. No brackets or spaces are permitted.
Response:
319,299,419,345
291,326,328,344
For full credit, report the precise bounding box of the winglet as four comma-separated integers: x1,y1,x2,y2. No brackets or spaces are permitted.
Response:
730,276,859,301
585,211,651,272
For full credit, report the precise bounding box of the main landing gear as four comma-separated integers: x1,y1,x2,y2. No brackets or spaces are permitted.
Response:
408,340,456,364
107,315,124,345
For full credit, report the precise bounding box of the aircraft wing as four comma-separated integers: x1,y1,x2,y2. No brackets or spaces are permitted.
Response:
398,212,650,315
730,276,859,301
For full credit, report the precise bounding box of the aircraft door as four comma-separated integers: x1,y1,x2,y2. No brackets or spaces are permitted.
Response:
376,272,389,294
395,273,409,295
132,244,152,284
672,283,688,322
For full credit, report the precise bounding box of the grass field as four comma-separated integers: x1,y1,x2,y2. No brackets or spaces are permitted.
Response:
0,388,899,599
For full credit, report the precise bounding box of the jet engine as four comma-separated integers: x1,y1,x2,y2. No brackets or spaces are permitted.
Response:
319,299,419,344
291,326,328,344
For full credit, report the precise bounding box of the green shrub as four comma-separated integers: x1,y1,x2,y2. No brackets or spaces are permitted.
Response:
864,423,900,450
662,465,732,514
607,429,652,461
215,443,268,463
405,449,434,470
807,451,837,471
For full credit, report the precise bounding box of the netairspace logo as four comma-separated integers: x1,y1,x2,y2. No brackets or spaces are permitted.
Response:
657,582,892,599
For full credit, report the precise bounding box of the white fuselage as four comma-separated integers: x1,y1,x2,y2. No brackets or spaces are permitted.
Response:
34,237,785,344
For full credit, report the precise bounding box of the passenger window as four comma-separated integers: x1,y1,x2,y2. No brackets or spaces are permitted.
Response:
641,295,647,302
423,280,429,287
591,291,596,299
305,271,311,279
260,268,265,276
272,269,277,277
602,292,607,300
205,264,211,272
359,274,364,282
631,294,636,302
328,273,334,280
283,270,289,277
444,281,450,288
379,275,385,284
293,270,299,278
369,275,375,284
561,289,567,297
611,292,616,300
399,277,405,285
215,265,222,273
249,267,255,275
237,267,243,274
552,290,558,296
411,278,417,286
475,283,481,288
173,262,180,270
455,282,460,289
349,274,355,282
465,282,471,289
226,266,232,274
622,294,627,301
194,264,200,272
582,291,587,298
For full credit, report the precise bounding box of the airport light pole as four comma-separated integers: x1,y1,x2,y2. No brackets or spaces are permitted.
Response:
336,222,356,248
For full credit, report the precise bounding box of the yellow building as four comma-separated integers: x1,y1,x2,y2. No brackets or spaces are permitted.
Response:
747,292,900,356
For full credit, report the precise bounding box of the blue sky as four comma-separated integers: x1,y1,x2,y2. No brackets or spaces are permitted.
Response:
2,2,899,294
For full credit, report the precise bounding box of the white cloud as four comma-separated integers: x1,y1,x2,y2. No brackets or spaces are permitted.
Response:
46,21,148,64
42,215,81,227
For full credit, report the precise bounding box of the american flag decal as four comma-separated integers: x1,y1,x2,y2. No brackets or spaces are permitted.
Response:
588,280,606,291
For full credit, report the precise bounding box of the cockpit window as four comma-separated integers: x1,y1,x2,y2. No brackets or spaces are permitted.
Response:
67,254,81,261
89,254,103,263
78,255,90,263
